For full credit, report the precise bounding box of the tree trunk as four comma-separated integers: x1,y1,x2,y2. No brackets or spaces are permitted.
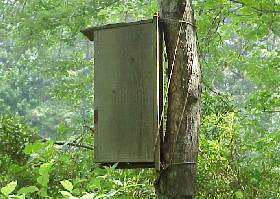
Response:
156,0,200,198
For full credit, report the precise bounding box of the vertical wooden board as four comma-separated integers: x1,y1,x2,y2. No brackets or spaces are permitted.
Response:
155,16,163,171
94,21,158,163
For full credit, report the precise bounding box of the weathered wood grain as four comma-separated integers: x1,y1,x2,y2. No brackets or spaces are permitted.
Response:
93,19,161,167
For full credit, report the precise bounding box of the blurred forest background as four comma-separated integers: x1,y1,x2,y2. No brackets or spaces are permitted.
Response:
0,0,279,198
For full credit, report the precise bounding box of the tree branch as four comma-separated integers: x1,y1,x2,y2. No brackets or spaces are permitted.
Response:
37,136,94,151
54,141,94,150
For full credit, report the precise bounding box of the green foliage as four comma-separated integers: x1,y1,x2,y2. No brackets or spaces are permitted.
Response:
37,161,53,197
195,0,279,197
61,180,74,192
0,115,37,163
1,181,17,196
0,115,38,189
0,118,154,198
0,0,279,198
18,186,39,195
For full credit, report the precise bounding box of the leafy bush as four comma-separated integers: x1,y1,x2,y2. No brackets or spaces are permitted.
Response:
0,115,38,187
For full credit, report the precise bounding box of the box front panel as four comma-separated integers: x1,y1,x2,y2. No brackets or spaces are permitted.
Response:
94,22,157,163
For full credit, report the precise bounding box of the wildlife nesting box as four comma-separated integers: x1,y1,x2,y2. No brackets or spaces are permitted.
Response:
81,17,162,170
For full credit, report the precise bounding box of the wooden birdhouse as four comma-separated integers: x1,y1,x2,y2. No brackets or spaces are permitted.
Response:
81,16,163,170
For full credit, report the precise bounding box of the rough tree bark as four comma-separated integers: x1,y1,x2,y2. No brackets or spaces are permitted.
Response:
156,0,200,198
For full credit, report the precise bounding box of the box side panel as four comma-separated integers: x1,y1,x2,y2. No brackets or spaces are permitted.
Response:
94,22,157,163
154,17,162,171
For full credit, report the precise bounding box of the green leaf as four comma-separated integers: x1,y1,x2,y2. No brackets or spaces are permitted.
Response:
39,187,48,197
39,161,53,176
37,175,49,187
1,181,17,196
23,142,45,154
89,178,100,189
18,186,39,195
80,193,94,199
95,194,107,199
235,190,244,199
11,195,25,199
112,162,118,169
61,180,73,192
60,190,73,198
113,179,123,186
